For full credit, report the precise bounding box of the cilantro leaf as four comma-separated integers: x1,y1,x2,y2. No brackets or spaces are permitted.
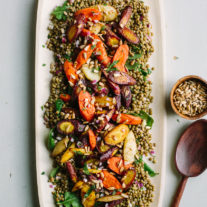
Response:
55,99,64,115
83,163,90,175
48,128,56,151
144,163,159,177
84,185,95,198
128,53,142,60
125,60,140,71
64,54,72,62
52,1,70,20
139,68,152,81
58,192,82,207
106,60,119,72
49,166,60,178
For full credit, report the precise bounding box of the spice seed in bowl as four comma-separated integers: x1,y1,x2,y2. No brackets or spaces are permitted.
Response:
173,80,207,117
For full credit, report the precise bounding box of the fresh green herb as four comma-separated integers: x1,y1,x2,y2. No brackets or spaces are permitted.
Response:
95,51,102,56
87,87,93,94
112,189,121,195
57,192,82,207
128,111,154,128
75,151,84,156
41,105,44,111
125,60,140,71
131,45,142,53
48,128,56,151
49,166,60,178
176,119,180,123
100,25,106,32
42,63,46,67
106,60,119,72
97,85,102,90
64,54,72,62
84,185,95,198
48,34,51,39
128,53,142,60
41,171,45,175
55,99,64,115
144,162,159,177
52,1,70,21
134,156,143,165
42,45,45,48
91,44,96,50
139,68,152,80
83,163,90,175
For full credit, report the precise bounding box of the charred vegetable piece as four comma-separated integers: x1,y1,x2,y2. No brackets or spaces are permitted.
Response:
95,110,108,115
81,183,90,198
112,113,142,125
112,45,129,72
97,108,115,133
123,131,137,164
59,94,71,102
66,161,78,183
75,44,95,70
100,147,118,162
75,8,102,22
95,96,116,108
66,22,84,43
91,81,109,96
90,5,118,22
115,24,139,44
82,190,96,207
60,143,76,163
71,79,86,103
108,71,136,86
119,6,133,28
107,80,121,95
51,137,69,157
104,26,120,48
57,120,75,135
62,107,80,117
121,86,132,108
97,195,124,202
64,60,78,86
96,140,110,153
90,22,105,34
81,64,101,82
104,124,129,145
72,180,84,192
108,199,125,207
101,170,122,190
78,90,95,122
108,157,133,175
121,169,136,190
115,94,121,110
88,129,97,150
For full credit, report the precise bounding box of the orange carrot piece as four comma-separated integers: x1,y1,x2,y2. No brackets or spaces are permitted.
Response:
112,45,129,72
102,170,122,190
75,44,94,70
59,94,71,102
64,60,79,86
81,29,111,67
112,113,142,125
75,8,102,22
78,91,95,122
108,157,133,175
88,129,97,150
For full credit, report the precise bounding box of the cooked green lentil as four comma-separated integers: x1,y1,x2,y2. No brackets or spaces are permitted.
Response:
43,0,157,206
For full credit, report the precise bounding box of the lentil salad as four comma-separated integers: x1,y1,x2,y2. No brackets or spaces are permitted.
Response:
42,0,158,207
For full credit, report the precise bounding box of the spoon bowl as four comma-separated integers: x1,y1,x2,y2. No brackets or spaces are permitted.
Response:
172,119,207,207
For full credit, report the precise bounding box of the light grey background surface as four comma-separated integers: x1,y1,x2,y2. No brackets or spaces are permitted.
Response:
0,0,207,206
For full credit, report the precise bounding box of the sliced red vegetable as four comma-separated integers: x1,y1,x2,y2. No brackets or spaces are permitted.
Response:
66,161,78,183
64,60,78,86
78,90,95,122
100,147,118,162
107,80,121,95
112,113,142,125
115,94,121,110
59,94,71,102
88,129,97,150
119,6,133,28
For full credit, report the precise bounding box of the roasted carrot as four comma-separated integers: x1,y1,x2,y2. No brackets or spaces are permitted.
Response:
64,60,78,86
112,44,129,72
108,157,133,175
81,29,111,66
59,94,71,102
74,44,94,70
112,113,142,125
78,90,95,122
88,129,97,150
102,170,122,190
75,8,102,22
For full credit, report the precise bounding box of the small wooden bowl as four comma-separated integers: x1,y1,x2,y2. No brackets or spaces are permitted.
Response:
170,75,207,120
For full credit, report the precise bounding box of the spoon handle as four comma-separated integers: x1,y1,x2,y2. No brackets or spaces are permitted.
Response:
171,176,188,207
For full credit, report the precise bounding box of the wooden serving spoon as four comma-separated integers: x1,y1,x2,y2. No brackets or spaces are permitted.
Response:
172,119,207,207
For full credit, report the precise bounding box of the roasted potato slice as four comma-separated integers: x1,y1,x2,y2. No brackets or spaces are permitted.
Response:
97,195,124,202
95,96,116,108
81,64,101,82
108,71,136,86
119,6,132,28
51,137,69,157
104,124,129,145
91,5,118,21
121,169,136,190
121,86,132,108
123,130,137,164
